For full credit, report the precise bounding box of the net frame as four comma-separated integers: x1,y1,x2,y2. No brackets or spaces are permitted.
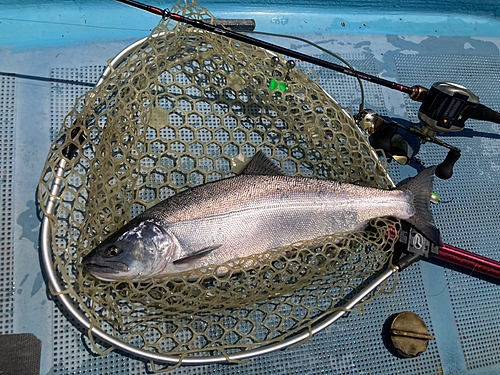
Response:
39,0,401,368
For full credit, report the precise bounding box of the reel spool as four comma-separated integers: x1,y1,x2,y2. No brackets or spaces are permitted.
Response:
418,82,480,137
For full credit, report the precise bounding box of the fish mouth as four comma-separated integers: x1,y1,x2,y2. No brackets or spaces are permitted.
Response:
82,257,129,273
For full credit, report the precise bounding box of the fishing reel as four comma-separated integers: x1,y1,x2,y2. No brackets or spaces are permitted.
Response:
357,82,500,180
418,82,479,137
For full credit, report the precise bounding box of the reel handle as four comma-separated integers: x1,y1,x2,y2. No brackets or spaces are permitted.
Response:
436,149,461,180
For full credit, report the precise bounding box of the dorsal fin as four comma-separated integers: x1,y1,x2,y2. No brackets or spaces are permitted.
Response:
242,150,286,176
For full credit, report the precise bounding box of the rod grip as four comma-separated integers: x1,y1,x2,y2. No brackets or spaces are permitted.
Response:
470,103,500,124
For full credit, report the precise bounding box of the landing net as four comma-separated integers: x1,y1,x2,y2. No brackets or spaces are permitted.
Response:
39,0,398,366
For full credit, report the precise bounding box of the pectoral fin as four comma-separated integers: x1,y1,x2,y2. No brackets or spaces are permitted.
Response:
173,244,222,266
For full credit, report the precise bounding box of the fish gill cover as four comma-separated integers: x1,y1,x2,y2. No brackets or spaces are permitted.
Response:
38,0,400,367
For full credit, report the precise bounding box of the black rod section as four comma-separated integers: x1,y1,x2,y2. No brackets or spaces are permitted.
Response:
0,71,95,87
169,12,413,94
116,0,164,16
116,0,414,95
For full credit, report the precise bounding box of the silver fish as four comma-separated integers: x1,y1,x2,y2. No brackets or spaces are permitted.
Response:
82,151,440,281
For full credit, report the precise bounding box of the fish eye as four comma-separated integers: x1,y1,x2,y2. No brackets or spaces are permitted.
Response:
106,245,121,258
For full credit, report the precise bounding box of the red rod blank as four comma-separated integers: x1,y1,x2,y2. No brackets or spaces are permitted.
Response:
436,243,500,280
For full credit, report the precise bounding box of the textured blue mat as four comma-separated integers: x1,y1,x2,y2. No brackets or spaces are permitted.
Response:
1,3,500,374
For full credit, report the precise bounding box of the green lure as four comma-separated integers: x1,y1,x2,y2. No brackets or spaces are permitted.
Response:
269,78,287,92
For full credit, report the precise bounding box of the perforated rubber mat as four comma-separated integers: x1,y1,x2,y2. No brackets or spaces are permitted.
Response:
395,54,500,371
0,76,15,336
3,31,500,375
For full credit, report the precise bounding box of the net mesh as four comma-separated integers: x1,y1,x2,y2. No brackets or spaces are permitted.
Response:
38,0,399,365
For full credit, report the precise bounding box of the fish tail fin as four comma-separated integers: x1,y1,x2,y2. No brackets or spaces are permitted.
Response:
398,166,442,245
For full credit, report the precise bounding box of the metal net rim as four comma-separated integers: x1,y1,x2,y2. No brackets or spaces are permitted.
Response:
40,22,396,365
